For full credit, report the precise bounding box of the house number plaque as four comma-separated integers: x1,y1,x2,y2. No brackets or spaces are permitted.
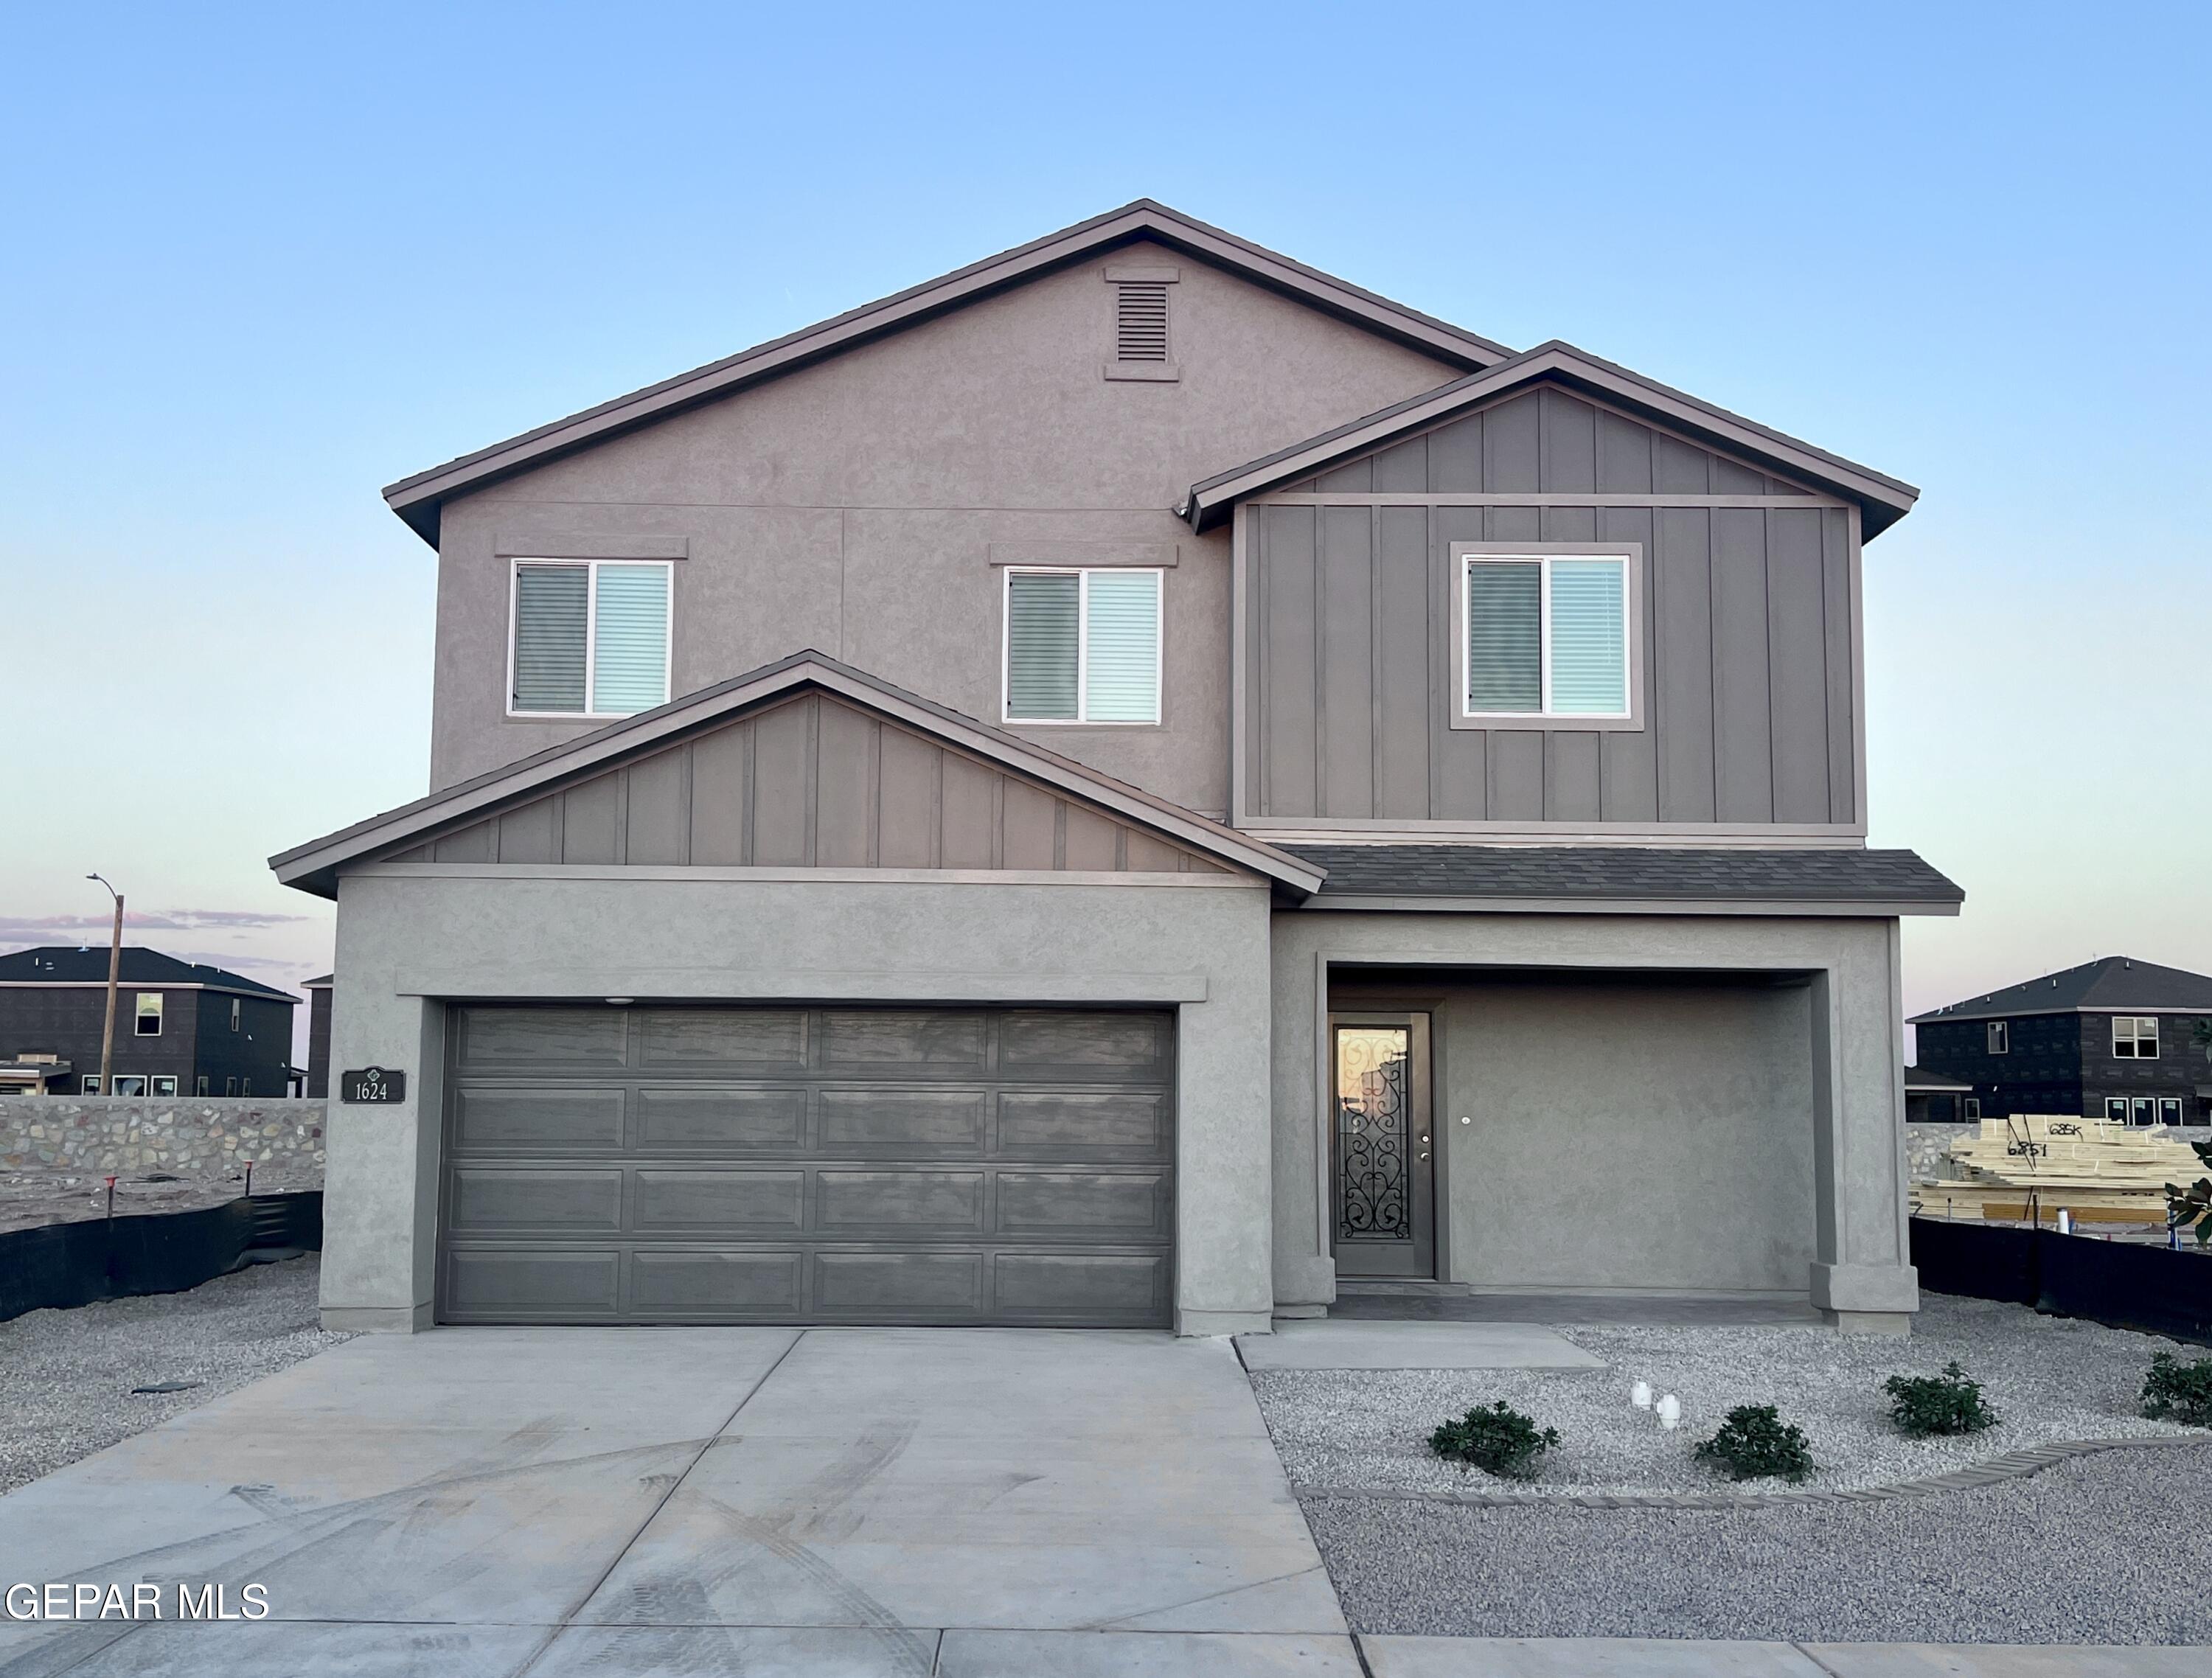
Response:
341,1067,406,1104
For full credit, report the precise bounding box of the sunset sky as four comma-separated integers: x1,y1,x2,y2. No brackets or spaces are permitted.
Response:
5,2,2207,1062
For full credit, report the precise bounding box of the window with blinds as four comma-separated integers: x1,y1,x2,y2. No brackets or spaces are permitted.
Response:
1461,553,1631,720
511,560,672,717
1004,568,1161,724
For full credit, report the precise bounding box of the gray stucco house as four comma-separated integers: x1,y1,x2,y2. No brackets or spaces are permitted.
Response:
273,201,1960,1337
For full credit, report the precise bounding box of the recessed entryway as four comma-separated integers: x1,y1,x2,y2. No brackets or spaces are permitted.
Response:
1328,1013,1435,1280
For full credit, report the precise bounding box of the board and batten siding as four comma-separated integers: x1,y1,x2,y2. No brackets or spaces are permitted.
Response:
1240,386,1860,831
395,692,1231,877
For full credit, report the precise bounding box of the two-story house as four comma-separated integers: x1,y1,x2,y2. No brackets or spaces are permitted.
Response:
0,947,299,1096
1912,956,2212,1127
274,202,1960,1337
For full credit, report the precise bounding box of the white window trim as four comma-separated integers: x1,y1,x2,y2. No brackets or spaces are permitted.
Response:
1450,543,1644,730
81,1075,102,1094
133,992,163,1037
2112,1015,2159,1058
1987,1020,2009,1054
506,557,675,720
230,998,241,1031
1000,565,1164,726
1963,1097,1981,1119
150,1075,178,1096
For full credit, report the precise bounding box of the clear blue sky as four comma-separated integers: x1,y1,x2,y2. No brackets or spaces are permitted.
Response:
4,1,2207,1058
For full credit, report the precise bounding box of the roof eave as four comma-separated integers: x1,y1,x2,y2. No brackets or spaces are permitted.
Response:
380,201,1512,547
1185,341,1921,537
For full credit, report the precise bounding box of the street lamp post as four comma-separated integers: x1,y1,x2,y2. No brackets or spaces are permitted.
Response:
86,874,123,1093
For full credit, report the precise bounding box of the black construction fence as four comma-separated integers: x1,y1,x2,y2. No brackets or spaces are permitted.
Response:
0,1192,323,1323
1910,1215,2212,1345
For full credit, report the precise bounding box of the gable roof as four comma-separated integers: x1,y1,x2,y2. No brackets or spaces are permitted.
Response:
1910,956,2212,1024
380,201,1513,546
1180,340,1921,538
269,650,1327,899
0,946,298,1000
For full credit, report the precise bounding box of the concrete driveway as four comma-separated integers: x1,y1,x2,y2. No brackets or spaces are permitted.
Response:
0,1326,1346,1676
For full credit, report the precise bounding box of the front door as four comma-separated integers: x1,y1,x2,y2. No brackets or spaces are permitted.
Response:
1329,1014,1435,1279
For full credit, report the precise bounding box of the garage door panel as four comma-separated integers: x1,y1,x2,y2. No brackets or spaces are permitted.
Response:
441,1004,1173,1327
458,1007,628,1069
996,1092,1170,1160
634,1087,808,1151
819,1009,987,1071
630,1251,803,1314
814,1251,984,1314
452,1089,626,1152
633,1169,805,1233
1001,1011,1170,1077
995,1172,1171,1239
638,1009,807,1070
817,1170,986,1234
449,1167,625,1233
445,1249,622,1316
994,1253,1169,1316
818,1090,987,1154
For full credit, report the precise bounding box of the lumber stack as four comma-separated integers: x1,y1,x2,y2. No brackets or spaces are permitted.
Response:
1911,1114,2202,1222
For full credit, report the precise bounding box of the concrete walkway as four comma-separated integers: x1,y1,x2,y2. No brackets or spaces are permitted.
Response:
0,1326,1343,1675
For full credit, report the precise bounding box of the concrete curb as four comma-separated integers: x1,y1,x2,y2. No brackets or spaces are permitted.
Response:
1293,1433,2210,1509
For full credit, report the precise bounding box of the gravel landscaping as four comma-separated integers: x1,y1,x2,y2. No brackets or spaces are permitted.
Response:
1252,1295,2208,1498
0,1256,348,1494
1305,1441,2212,1641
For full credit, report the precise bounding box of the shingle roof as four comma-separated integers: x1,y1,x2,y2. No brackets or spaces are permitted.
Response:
1284,845,1962,908
0,946,298,999
1909,956,2212,1023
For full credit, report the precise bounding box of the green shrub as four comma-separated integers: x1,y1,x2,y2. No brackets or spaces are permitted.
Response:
1429,1401,1560,1480
1694,1404,1814,1483
2140,1353,2212,1427
1882,1361,2000,1437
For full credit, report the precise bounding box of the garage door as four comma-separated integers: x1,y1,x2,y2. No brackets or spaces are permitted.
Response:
437,1004,1175,1326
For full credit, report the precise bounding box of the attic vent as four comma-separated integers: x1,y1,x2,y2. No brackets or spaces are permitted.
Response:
1116,282,1169,361
1103,264,1179,382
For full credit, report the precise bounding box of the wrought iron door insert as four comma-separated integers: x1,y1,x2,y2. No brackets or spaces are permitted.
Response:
1330,1015,1434,1279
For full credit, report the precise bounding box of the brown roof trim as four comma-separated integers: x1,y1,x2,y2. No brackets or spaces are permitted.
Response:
380,201,1512,546
1182,340,1921,538
268,650,1326,899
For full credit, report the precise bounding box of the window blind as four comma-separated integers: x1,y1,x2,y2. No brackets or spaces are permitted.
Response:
1547,558,1628,715
590,563,671,714
1464,562,1543,713
1006,572,1080,719
513,564,589,712
1082,570,1161,722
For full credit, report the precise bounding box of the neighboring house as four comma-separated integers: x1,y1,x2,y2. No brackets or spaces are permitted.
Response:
1911,956,2212,1127
272,201,1961,1338
303,973,333,1099
0,947,299,1097
1902,1065,1974,1124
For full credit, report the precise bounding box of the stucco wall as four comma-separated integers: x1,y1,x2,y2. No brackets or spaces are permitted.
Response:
428,239,1462,805
1270,910,1916,1322
324,866,1276,1335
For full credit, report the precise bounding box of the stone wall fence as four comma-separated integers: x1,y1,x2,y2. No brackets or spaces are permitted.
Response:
0,1098,327,1176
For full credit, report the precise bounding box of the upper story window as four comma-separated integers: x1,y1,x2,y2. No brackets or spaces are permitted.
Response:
229,998,241,1031
1986,1020,2009,1054
2112,1016,2159,1058
510,559,672,718
1003,568,1162,725
1454,546,1637,726
134,993,162,1037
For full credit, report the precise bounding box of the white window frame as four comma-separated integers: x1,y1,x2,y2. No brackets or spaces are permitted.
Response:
2105,1096,2129,1122
1450,543,1643,728
81,1075,102,1094
109,1074,147,1097
1986,1020,2009,1054
1963,1097,1981,1119
196,1075,210,1096
1000,566,1164,726
133,992,163,1037
224,1076,238,1096
230,998,241,1032
2112,1016,2159,1059
150,1075,178,1096
2159,1098,2183,1126
506,558,675,720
